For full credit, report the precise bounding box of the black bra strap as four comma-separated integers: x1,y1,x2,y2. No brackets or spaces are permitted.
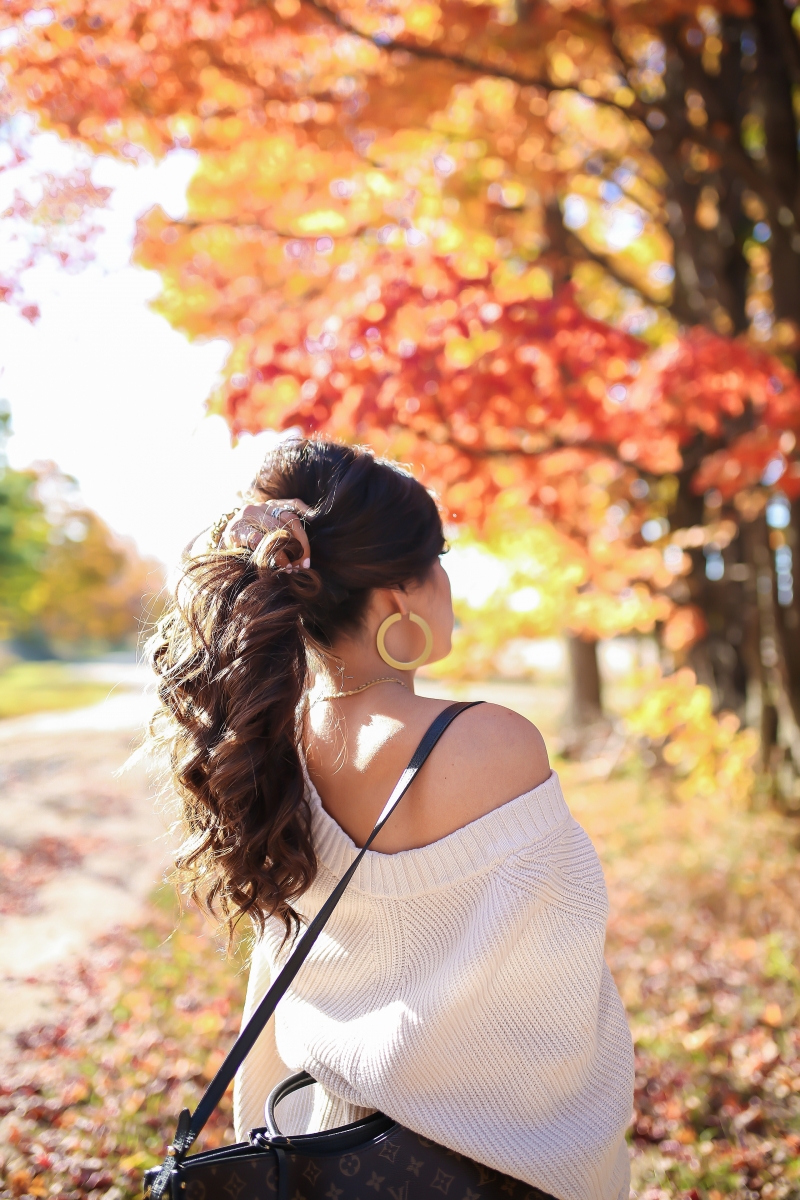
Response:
184,699,482,1148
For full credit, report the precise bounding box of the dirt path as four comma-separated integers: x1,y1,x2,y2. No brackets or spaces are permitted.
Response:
0,692,171,1060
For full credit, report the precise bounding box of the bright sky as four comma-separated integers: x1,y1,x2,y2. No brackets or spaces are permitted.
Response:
1,133,281,568
0,130,494,604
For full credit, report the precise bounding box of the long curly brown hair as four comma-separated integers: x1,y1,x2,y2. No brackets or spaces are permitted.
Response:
147,438,445,942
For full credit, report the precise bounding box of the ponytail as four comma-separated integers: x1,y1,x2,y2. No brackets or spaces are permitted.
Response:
148,438,444,941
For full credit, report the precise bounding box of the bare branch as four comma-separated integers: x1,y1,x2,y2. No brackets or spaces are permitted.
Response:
301,0,638,116
570,238,661,302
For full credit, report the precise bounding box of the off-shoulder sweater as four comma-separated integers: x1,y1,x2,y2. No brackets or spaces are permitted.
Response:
233,771,633,1200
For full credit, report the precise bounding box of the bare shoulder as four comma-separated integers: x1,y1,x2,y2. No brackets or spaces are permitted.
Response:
414,702,552,837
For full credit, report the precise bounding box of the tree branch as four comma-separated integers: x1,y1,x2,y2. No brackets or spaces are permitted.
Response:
301,0,638,116
169,217,375,240
569,236,662,303
446,433,643,466
543,196,660,307
440,412,764,481
165,210,659,305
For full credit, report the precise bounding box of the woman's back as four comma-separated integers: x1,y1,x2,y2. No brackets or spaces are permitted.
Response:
303,689,552,853
234,733,633,1200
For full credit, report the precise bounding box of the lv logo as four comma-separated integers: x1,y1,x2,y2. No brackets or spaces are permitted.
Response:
223,1172,245,1200
429,1169,454,1195
387,1184,409,1200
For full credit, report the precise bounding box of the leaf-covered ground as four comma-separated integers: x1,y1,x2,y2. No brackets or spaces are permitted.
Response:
1,754,799,1200
571,762,800,1200
0,887,248,1199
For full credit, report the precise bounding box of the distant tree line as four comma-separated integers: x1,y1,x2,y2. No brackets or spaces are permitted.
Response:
0,406,164,660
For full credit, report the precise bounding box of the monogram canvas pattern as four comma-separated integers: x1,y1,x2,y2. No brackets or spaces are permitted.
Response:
153,1125,557,1200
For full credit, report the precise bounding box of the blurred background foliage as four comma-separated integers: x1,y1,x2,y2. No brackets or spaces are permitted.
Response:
0,404,164,674
2,0,800,808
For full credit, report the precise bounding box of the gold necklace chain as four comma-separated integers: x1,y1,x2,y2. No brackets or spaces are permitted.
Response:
317,676,409,701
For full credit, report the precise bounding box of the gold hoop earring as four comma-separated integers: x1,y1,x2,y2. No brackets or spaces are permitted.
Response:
376,612,433,671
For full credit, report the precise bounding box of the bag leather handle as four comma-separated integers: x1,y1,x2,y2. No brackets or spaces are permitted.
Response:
266,1071,316,1136
164,700,482,1167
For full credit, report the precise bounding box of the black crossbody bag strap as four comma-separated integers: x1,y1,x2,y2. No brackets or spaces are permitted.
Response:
158,699,482,1177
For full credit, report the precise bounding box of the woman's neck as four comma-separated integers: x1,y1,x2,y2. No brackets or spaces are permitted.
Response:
312,667,414,700
313,637,416,698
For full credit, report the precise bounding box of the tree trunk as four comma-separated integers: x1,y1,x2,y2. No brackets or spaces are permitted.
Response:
740,513,800,790
568,634,603,725
670,471,752,716
761,702,780,771
753,0,800,315
775,500,800,729
563,635,606,757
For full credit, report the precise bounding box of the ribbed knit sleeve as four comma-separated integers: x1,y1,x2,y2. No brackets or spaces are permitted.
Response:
232,940,286,1138
234,771,633,1200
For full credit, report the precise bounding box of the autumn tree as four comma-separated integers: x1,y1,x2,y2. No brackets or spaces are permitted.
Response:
0,115,111,322
3,0,800,780
0,404,50,640
10,461,166,657
0,437,165,657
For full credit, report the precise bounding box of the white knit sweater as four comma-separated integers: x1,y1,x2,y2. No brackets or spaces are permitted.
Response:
233,771,633,1200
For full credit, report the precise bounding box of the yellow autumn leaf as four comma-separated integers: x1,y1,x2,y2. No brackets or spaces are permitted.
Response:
293,209,349,234
365,171,394,197
445,330,502,369
403,2,442,38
